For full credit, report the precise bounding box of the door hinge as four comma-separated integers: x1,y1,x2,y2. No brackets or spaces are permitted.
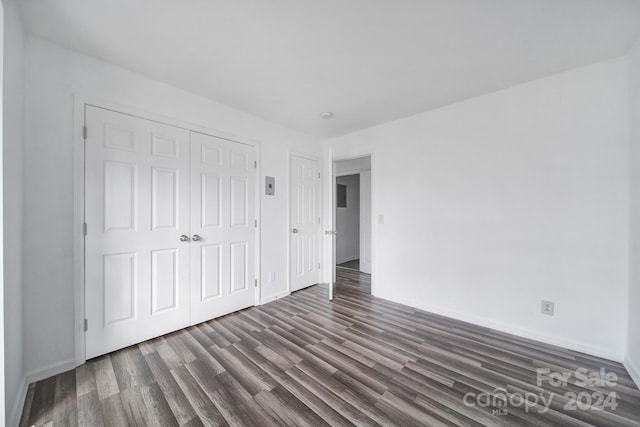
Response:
318,218,321,224
255,279,258,288
318,263,321,269
318,172,321,179
254,160,257,169
255,219,258,228
82,125,87,140
83,222,87,236
84,319,88,332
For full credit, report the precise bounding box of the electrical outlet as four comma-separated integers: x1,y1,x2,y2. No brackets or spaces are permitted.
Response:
541,300,554,316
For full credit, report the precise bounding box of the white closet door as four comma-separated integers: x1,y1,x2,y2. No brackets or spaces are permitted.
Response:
85,106,191,359
190,132,256,325
290,155,321,292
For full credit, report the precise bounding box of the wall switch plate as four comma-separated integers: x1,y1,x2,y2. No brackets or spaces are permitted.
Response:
265,176,275,195
541,300,554,316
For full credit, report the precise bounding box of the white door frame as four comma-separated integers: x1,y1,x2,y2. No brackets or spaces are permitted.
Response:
327,152,375,299
287,151,323,294
73,94,262,365
0,5,5,423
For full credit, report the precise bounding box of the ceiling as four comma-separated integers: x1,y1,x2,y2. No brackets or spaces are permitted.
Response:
17,0,640,139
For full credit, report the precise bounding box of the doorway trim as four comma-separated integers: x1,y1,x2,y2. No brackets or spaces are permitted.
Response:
328,152,375,299
73,94,262,365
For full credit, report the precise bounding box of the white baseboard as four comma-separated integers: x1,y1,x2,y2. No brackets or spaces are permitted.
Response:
374,292,624,362
8,376,28,427
10,358,85,426
336,256,358,264
260,291,290,305
25,358,77,385
625,355,640,389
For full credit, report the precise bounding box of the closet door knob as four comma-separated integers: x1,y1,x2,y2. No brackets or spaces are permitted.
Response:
179,235,190,242
192,234,202,242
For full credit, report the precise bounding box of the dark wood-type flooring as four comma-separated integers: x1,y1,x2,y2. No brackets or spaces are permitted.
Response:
20,269,640,426
337,259,360,271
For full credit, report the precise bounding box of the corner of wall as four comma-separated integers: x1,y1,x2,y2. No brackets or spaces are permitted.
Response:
6,357,78,426
260,291,291,305
24,358,77,387
7,377,27,427
625,355,640,389
3,0,27,423
627,33,640,391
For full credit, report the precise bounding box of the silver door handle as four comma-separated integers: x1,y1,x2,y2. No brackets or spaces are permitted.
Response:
325,230,337,235
292,228,299,234
192,234,202,242
179,235,190,242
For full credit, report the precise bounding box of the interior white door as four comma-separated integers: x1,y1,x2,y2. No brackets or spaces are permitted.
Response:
190,132,256,325
85,106,191,359
85,107,257,359
290,155,321,292
359,170,372,274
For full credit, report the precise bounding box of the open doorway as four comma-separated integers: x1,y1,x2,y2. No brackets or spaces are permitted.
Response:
333,156,372,296
336,174,360,270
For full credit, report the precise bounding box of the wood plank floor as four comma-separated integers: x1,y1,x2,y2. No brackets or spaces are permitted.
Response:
20,269,640,426
337,259,360,271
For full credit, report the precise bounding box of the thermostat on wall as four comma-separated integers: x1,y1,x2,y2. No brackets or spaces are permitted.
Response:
265,176,275,195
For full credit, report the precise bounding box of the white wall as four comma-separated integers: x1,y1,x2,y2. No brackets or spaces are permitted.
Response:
22,36,321,379
0,2,5,424
627,39,640,387
326,57,630,360
2,0,23,424
334,156,371,175
16,17,640,408
336,174,359,263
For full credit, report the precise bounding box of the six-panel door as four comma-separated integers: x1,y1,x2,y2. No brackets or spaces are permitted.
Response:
290,155,321,292
84,106,256,358
189,131,255,325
